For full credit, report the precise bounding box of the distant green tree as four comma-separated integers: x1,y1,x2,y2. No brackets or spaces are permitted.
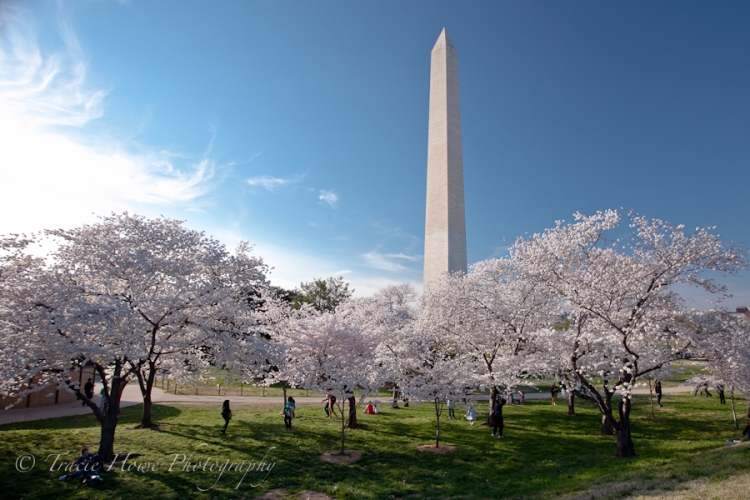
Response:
294,276,353,311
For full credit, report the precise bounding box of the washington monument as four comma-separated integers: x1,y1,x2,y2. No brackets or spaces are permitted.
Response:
423,28,467,289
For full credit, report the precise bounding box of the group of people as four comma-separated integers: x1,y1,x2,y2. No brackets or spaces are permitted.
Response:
460,396,506,438
216,383,747,444
691,381,728,404
219,396,298,434
693,381,713,397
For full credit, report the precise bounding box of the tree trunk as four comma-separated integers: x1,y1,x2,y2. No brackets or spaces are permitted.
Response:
435,399,441,448
567,391,576,416
347,394,358,428
340,396,346,455
96,372,127,463
98,412,118,464
615,397,636,457
601,414,614,435
282,381,287,409
139,387,153,426
136,364,158,428
141,395,153,427
730,387,738,429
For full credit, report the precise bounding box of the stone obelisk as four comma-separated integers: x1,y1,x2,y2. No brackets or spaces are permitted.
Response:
423,28,467,290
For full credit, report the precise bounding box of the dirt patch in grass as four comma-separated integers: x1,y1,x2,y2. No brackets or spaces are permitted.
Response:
417,444,456,453
320,450,362,463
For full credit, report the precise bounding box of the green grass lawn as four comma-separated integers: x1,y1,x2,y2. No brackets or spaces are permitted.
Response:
1,394,748,499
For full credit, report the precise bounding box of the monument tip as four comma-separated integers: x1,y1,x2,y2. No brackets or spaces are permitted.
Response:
435,27,453,49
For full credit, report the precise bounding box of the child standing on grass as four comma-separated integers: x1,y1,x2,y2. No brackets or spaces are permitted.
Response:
465,405,476,425
221,400,232,434
284,397,295,430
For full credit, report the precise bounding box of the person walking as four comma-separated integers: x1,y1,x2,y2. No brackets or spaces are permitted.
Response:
284,397,295,430
491,397,505,438
221,400,232,434
655,380,663,407
322,393,338,419
703,381,712,397
551,383,558,406
717,384,726,404
519,391,525,405
447,398,456,419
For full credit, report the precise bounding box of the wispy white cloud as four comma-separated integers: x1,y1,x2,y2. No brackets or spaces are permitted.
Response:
319,190,338,208
0,6,219,235
362,251,421,272
0,7,105,129
369,220,421,248
487,245,510,259
246,174,303,191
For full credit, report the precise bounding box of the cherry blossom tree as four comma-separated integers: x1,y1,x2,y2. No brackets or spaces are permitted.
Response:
1,232,134,462
513,210,746,457
694,311,750,426
420,261,555,417
267,297,396,454
45,213,271,430
389,325,473,448
0,234,61,404
0,214,273,462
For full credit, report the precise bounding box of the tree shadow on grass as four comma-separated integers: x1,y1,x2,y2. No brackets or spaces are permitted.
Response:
0,403,182,432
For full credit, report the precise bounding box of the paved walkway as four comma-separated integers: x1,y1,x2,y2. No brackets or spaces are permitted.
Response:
0,384,320,425
0,384,693,426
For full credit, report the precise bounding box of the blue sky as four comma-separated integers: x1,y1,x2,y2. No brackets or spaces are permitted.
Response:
1,1,748,304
